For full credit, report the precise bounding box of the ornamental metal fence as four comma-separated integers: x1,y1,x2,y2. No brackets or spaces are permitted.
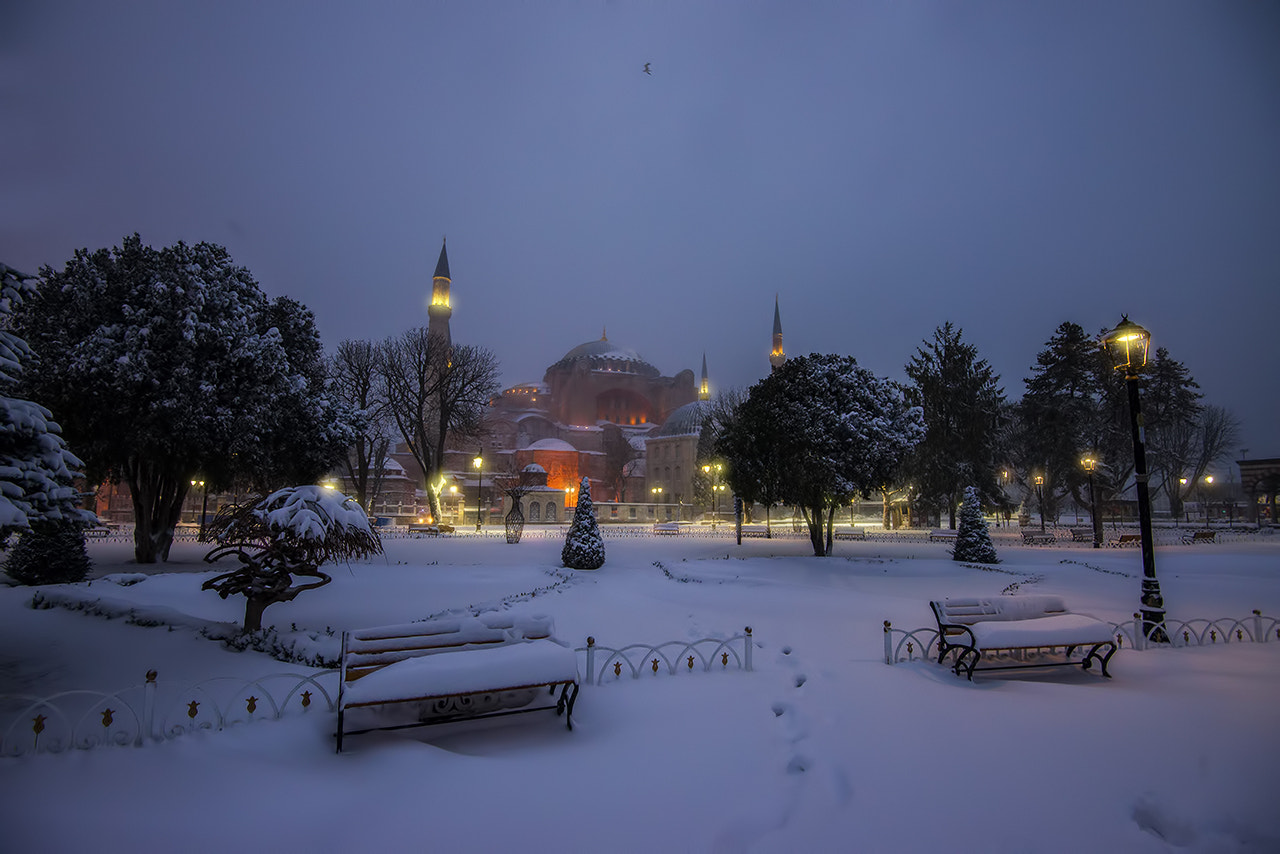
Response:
2,627,756,758
883,609,1280,665
1,670,337,758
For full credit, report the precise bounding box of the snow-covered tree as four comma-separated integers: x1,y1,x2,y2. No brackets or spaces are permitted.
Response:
202,485,382,632
952,486,999,564
4,519,93,585
0,262,90,543
727,354,923,556
15,236,354,563
905,323,1006,528
562,476,605,570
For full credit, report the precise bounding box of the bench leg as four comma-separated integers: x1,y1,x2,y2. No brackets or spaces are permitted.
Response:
1082,642,1117,677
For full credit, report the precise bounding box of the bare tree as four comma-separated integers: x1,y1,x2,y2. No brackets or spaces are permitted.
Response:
330,339,391,512
377,330,500,522
1158,405,1240,519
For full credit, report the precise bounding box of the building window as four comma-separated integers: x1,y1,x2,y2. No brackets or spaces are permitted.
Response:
546,503,557,522
629,507,637,519
529,502,540,522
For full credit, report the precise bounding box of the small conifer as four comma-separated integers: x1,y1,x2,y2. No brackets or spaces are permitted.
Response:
4,519,92,585
952,486,999,564
561,476,605,570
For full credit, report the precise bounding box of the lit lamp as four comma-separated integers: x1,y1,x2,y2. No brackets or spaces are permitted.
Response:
190,479,208,540
1081,456,1101,548
473,450,483,533
1101,315,1166,643
651,486,663,504
1033,474,1046,533
701,462,724,528
1202,475,1214,527
1179,477,1189,523
565,485,576,509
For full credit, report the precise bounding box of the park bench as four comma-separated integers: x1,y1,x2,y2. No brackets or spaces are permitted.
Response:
1181,530,1216,545
833,529,866,541
1021,530,1056,545
407,524,440,537
929,595,1118,681
1108,534,1141,547
929,529,957,542
739,525,770,538
83,527,112,539
653,522,681,535
1069,528,1095,543
336,613,580,752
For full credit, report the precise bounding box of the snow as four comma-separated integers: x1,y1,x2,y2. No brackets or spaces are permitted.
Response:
967,613,1116,648
2,532,1279,853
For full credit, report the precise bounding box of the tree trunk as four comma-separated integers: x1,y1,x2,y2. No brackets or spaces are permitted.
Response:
243,595,270,633
125,459,189,563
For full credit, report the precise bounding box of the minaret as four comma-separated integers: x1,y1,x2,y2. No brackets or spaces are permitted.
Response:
427,238,452,348
769,295,786,372
699,352,710,402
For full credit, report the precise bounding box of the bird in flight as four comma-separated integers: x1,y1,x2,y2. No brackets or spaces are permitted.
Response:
643,63,652,75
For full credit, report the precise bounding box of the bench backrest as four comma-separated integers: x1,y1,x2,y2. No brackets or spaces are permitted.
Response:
932,595,1068,625
343,614,555,682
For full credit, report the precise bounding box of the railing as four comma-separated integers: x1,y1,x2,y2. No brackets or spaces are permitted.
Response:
883,609,1280,665
576,628,754,686
1,670,337,758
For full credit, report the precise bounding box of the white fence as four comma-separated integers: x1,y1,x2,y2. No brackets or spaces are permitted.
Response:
883,609,1280,665
2,628,756,758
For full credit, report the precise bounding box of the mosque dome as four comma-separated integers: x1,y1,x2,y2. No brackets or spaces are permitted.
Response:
551,333,659,377
654,400,709,437
526,438,578,452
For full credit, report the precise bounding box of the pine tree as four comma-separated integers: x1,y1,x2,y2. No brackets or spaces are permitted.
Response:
561,476,605,570
4,519,92,585
952,486,999,564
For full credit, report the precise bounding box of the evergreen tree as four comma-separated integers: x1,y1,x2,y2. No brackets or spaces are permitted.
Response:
0,262,90,543
561,476,605,570
952,486,999,564
904,323,1006,528
4,519,92,585
15,236,354,563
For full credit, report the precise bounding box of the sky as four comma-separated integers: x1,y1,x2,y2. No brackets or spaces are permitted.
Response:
3,1,1278,460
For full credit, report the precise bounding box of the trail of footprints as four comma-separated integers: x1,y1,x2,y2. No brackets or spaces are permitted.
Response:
772,644,852,805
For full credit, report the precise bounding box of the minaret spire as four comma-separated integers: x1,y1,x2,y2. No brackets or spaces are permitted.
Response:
699,352,710,401
427,238,452,348
769,295,786,372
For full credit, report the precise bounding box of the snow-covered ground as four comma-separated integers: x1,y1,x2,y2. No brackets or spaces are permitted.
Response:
2,529,1278,853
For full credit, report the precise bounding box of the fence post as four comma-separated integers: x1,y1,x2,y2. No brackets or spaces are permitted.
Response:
1132,613,1144,651
883,621,893,665
744,627,753,672
1253,609,1262,643
585,637,595,687
141,669,157,745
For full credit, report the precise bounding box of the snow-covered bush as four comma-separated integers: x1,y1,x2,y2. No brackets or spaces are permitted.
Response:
4,519,92,585
202,486,382,631
562,476,605,570
952,486,999,564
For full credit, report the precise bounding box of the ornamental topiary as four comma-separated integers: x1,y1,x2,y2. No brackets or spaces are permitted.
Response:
952,485,999,564
4,519,92,585
561,476,605,570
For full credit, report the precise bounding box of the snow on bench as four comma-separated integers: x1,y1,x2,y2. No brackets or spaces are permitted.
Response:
929,529,957,542
336,613,579,752
1182,530,1216,545
1021,530,1056,545
833,528,866,540
929,595,1118,680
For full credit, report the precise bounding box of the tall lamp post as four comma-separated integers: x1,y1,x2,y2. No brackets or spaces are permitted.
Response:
1101,315,1167,643
473,450,483,533
1201,475,1214,527
702,462,723,528
1033,475,1046,532
1081,457,1102,548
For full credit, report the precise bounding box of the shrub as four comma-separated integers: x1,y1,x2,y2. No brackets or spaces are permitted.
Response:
4,520,92,585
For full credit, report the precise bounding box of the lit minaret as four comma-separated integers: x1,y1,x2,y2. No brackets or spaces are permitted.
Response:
427,238,452,348
699,352,710,401
769,295,786,373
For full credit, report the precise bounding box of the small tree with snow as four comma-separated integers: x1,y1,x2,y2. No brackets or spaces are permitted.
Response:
561,476,605,570
952,486,999,564
202,486,382,632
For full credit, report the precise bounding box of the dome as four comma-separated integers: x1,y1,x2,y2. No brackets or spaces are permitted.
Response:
522,463,547,473
551,334,659,377
526,438,577,452
654,400,708,437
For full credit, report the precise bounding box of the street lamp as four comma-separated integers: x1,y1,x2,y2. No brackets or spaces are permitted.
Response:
651,485,663,505
1101,315,1166,643
564,485,576,509
1201,475,1214,527
1081,456,1101,548
473,450,483,532
702,462,723,527
1033,474,1046,533
190,479,208,540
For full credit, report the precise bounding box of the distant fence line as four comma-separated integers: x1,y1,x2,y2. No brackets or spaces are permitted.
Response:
1,628,755,758
883,609,1280,666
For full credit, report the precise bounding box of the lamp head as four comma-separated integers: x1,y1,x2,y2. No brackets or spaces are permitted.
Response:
1100,315,1151,374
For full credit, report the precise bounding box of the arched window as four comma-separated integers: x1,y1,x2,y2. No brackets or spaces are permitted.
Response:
529,501,540,522
546,502,557,522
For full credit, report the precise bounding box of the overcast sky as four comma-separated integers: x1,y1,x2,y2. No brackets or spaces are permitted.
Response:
4,1,1278,462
